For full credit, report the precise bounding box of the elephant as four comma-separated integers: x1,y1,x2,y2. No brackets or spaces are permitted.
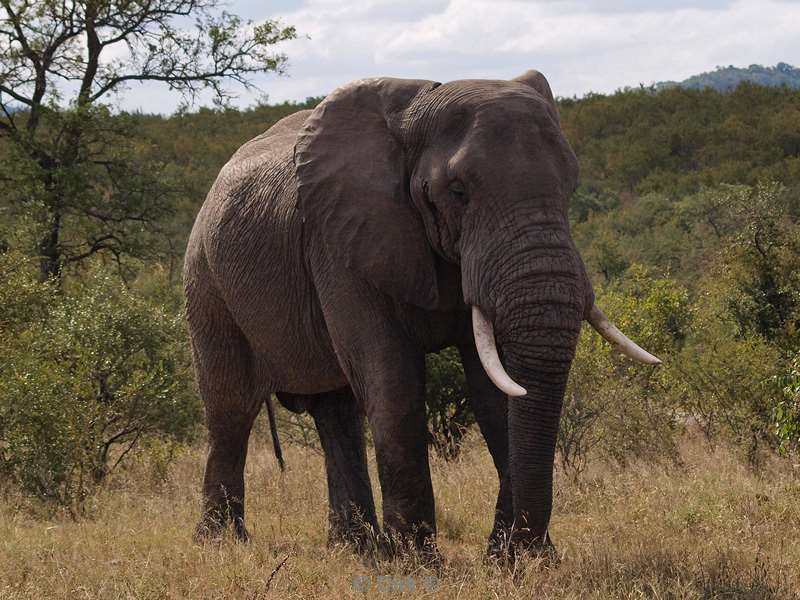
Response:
183,69,660,560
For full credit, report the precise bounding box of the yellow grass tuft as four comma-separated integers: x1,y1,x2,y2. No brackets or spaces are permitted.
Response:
1,430,798,599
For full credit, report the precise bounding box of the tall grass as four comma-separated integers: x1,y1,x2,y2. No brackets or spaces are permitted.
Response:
1,429,798,599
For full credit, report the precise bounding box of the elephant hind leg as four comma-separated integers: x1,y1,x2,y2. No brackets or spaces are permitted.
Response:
279,388,379,552
188,297,263,543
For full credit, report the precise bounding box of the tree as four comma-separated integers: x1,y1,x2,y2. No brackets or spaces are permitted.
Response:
682,182,800,348
0,0,296,280
558,265,689,476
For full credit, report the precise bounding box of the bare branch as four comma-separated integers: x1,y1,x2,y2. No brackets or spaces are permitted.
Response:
1,0,296,277
0,84,33,106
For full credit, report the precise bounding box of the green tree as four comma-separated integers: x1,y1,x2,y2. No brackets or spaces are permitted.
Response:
671,328,783,467
717,182,800,347
0,0,296,280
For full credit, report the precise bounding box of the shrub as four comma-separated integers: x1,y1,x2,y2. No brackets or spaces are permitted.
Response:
0,256,200,512
425,348,474,460
775,353,800,454
669,234,791,467
670,331,783,466
559,266,690,476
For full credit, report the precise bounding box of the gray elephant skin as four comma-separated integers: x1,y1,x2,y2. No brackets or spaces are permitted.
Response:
183,69,659,559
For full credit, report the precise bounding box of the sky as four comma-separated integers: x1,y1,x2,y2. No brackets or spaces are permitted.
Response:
118,0,800,113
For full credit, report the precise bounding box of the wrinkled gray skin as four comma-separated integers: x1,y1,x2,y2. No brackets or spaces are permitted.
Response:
184,70,593,559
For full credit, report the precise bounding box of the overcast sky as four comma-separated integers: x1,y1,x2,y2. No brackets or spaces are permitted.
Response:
119,0,800,113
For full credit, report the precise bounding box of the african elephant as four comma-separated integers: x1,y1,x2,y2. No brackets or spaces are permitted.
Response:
183,69,659,559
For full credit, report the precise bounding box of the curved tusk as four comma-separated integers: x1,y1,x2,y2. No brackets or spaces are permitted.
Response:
471,306,527,397
587,304,662,365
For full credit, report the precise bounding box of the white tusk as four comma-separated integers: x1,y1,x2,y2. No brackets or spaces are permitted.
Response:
471,306,527,397
587,304,662,365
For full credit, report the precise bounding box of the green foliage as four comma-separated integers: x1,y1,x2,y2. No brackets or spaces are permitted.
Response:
775,354,800,454
560,84,800,198
670,327,783,466
1,106,182,279
559,266,690,475
425,348,474,460
0,253,200,511
713,183,800,347
0,248,55,333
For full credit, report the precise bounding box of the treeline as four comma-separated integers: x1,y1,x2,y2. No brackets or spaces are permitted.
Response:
2,83,799,508
126,83,800,260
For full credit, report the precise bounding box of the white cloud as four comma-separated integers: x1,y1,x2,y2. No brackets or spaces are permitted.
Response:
115,0,800,113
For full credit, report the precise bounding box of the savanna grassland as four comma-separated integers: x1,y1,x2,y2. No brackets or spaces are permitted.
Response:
1,427,799,599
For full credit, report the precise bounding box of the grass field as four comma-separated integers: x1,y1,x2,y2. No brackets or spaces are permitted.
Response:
1,428,799,599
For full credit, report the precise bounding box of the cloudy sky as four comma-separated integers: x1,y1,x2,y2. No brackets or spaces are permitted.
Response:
120,0,800,113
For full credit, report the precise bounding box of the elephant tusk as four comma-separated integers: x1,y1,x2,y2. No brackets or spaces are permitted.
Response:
471,306,527,397
587,304,662,365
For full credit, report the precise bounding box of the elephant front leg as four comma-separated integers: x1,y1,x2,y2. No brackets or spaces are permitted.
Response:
458,344,515,558
363,348,438,560
305,388,379,553
312,263,439,562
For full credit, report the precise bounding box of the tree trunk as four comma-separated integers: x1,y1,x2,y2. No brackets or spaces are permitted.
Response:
38,210,62,281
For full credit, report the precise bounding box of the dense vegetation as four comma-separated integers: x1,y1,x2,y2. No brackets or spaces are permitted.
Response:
656,62,800,92
2,78,800,507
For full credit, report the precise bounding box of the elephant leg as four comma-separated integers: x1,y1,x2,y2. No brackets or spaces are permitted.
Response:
363,351,436,558
303,388,379,551
311,285,436,558
188,302,262,543
458,344,515,557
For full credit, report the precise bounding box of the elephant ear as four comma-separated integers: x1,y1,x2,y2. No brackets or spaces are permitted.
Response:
294,78,440,309
513,69,560,123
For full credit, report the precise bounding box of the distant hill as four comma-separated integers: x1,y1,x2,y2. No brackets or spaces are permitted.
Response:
656,62,800,92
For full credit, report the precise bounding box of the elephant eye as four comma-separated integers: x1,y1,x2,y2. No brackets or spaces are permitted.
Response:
422,180,431,201
448,180,467,204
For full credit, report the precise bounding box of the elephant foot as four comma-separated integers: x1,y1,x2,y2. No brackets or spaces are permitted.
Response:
193,511,250,544
485,530,559,570
327,519,381,557
378,526,444,570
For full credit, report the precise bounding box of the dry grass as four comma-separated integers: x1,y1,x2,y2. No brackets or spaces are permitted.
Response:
1,430,799,599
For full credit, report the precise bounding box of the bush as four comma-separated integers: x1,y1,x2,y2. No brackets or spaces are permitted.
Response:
775,354,800,454
425,348,474,460
670,329,783,466
666,220,793,467
0,255,200,512
559,266,690,476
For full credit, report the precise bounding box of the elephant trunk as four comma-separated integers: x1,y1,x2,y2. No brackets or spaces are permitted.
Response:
497,282,582,547
504,356,572,546
464,226,587,548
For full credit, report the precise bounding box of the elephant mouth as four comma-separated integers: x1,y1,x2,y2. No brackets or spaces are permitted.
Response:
470,304,661,397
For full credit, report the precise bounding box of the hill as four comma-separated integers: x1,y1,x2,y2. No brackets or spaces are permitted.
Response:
656,62,800,92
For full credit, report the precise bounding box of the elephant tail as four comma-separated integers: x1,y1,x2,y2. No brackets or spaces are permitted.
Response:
265,394,286,472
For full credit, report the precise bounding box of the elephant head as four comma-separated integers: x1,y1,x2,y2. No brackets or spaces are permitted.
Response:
294,72,659,550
